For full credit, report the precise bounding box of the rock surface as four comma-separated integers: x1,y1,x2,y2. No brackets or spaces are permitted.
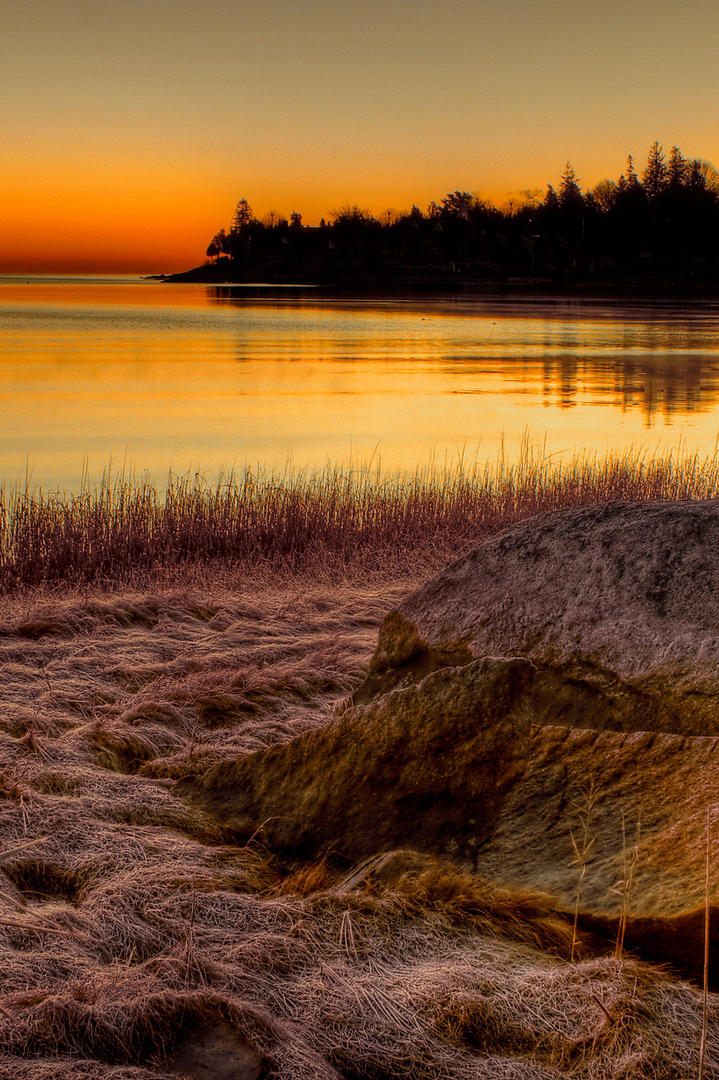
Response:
164,1018,263,1080
360,500,719,735
178,658,533,863
474,724,719,916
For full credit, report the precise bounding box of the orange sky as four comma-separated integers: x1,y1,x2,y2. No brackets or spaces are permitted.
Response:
2,0,718,273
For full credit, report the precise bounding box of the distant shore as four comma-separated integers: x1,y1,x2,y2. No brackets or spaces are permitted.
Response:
163,260,719,298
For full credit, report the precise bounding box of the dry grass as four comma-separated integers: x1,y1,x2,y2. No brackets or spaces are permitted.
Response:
2,458,719,1076
0,559,717,1077
3,445,719,591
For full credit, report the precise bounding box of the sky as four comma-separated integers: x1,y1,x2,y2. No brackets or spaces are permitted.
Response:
2,0,718,273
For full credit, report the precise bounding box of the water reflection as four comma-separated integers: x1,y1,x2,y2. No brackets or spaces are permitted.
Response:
451,351,718,422
212,288,719,423
4,281,719,491
542,353,715,421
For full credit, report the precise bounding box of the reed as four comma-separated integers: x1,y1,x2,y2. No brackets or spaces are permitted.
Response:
3,445,719,590
570,783,597,964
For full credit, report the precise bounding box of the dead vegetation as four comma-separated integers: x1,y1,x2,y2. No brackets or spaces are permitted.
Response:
4,446,719,590
1,475,719,1076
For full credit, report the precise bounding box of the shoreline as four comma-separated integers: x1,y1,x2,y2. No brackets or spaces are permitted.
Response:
163,261,719,299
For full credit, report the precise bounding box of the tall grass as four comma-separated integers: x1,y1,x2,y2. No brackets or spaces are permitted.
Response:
3,445,719,590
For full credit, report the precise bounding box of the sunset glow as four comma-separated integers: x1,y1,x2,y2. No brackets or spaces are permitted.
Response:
3,0,719,272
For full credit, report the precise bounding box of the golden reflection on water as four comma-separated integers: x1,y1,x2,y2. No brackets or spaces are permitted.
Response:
3,281,719,491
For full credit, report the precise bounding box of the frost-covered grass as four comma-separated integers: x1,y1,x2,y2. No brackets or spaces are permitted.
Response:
0,566,717,1078
3,456,719,1077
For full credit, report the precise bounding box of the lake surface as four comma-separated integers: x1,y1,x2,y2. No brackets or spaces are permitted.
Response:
3,277,719,492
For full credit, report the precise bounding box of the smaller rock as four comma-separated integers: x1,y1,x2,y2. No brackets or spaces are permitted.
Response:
163,1018,262,1080
178,657,534,864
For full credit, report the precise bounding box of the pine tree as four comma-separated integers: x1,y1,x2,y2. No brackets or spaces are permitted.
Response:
668,146,688,189
625,155,639,187
231,198,253,234
642,142,668,200
559,162,582,206
544,184,560,210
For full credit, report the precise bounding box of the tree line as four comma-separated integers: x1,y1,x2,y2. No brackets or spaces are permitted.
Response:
201,142,719,284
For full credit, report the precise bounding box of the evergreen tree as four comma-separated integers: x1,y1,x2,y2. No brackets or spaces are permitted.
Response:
668,146,688,189
617,155,640,192
689,159,708,191
439,191,475,218
543,184,559,210
229,198,255,260
642,142,668,199
559,162,582,206
231,198,253,233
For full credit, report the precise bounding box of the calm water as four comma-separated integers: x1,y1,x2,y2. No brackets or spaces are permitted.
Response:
3,277,719,492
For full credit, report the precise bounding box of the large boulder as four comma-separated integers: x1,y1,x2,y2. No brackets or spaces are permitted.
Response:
179,500,719,981
359,500,719,735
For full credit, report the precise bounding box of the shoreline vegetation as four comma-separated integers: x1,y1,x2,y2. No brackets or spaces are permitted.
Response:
3,446,719,593
2,453,719,1076
166,142,719,290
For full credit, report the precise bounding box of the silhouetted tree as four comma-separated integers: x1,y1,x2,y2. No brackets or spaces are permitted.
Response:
643,142,668,200
696,160,719,194
332,205,376,227
227,198,256,260
591,179,618,212
519,188,543,208
668,145,689,189
200,143,719,285
231,198,253,232
206,229,227,261
543,184,559,211
623,155,639,189
440,191,475,219
559,163,582,207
